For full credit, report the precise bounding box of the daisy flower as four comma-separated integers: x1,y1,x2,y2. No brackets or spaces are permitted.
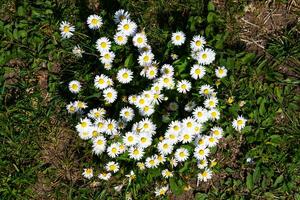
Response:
168,120,182,134
87,14,103,29
133,32,147,48
206,135,218,147
197,48,216,65
190,35,206,51
177,79,191,94
82,168,93,179
182,117,196,130
139,104,155,116
199,85,214,96
159,75,175,89
197,159,208,169
88,107,106,120
66,102,77,114
114,32,128,45
94,118,106,132
179,130,194,144
198,168,212,182
146,66,158,79
129,146,144,160
103,87,118,103
137,132,152,148
174,147,189,162
157,140,174,155
171,31,185,46
169,157,178,167
72,45,84,57
104,119,117,135
164,131,179,144
138,51,154,66
155,185,169,197
137,162,146,170
209,108,220,121
120,107,135,122
92,135,107,155
152,92,164,105
68,80,81,94
135,95,149,109
76,118,92,132
190,64,206,79
98,172,112,181
151,82,163,93
117,68,133,84
59,21,75,39
96,37,111,53
162,169,173,178
138,118,156,133
100,51,115,64
105,161,120,173
215,66,228,78
211,127,223,139
107,143,120,158
194,146,209,160
114,9,130,24
232,115,247,131
204,96,219,109
160,64,174,77
118,19,137,36
74,100,88,110
128,95,138,105
123,132,138,146
90,126,101,138
193,107,209,123
145,155,159,168
94,74,108,90
78,127,92,140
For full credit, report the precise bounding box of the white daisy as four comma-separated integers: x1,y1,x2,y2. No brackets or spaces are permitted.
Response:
169,157,178,167
179,129,194,144
157,140,174,155
82,168,93,179
135,95,149,109
59,21,75,39
168,120,182,133
78,127,92,140
154,186,169,197
139,104,155,117
199,85,214,96
160,64,174,77
104,119,117,135
138,118,156,133
198,168,212,182
232,115,247,131
145,156,159,168
128,95,138,105
138,51,154,66
164,131,179,144
197,159,208,169
211,127,223,139
94,118,106,132
87,14,103,29
133,32,147,48
105,161,120,173
100,51,115,64
209,108,220,121
190,64,206,79
90,126,101,138
120,107,135,122
190,35,206,51
194,146,210,160
92,135,107,155
195,136,208,149
88,107,106,120
215,66,228,78
159,75,175,89
114,32,128,45
162,169,173,178
114,9,130,24
171,31,185,46
103,87,118,103
174,147,189,162
192,107,209,123
68,80,81,93
204,96,218,109
94,74,109,90
146,66,158,79
182,117,196,130
129,146,144,160
117,68,133,84
137,132,152,148
96,37,111,53
66,102,77,114
123,132,138,146
206,135,218,147
107,143,120,158
98,172,112,181
72,45,84,57
177,79,191,94
118,19,137,36
197,48,216,65
76,118,92,132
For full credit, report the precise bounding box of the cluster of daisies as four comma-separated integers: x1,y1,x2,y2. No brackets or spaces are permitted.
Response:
62,9,247,197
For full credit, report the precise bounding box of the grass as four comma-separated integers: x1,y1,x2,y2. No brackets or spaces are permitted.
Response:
0,0,299,199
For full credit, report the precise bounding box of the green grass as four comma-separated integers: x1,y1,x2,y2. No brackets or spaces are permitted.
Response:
0,0,299,199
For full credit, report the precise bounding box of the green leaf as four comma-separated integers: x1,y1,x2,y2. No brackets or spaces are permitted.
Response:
207,2,215,11
124,53,134,68
246,173,254,191
273,175,284,187
169,178,183,195
253,166,261,184
207,12,215,24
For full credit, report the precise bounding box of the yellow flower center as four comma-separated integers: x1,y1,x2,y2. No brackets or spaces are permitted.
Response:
169,134,175,139
198,139,204,145
112,147,117,153
199,150,204,155
63,26,70,32
139,99,145,105
109,165,116,171
97,140,103,145
117,36,123,41
163,144,169,149
137,37,143,43
128,136,134,142
123,24,129,30
204,89,209,95
143,55,149,62
209,101,215,106
211,112,217,118
195,68,201,75
71,84,78,90
144,106,149,112
104,53,110,59
92,131,98,137
98,78,105,84
124,111,130,117
133,149,139,155
122,72,129,79
179,152,185,157
202,53,207,59
149,160,155,165
91,18,98,25
107,123,113,130
81,121,87,128
187,122,192,128
237,119,243,126
196,40,201,46
175,35,181,40
86,169,92,174
149,70,155,76
143,123,149,129
219,69,224,74
197,112,203,117
141,137,147,143
183,134,190,140
97,122,103,128
209,137,215,142
202,171,208,177
107,92,113,98
213,130,220,135
181,84,187,89
100,42,107,48
163,78,169,84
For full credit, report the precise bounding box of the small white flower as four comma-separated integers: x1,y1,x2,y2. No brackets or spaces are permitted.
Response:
82,168,93,179
105,161,120,173
196,48,216,65
194,146,210,160
171,31,185,46
114,9,130,24
107,143,120,158
160,64,174,77
103,87,118,103
118,19,137,36
123,132,138,146
72,45,84,57
94,74,109,90
138,51,154,66
133,32,147,48
157,140,173,155
162,169,173,178
154,185,169,197
190,64,206,79
129,146,144,160
215,66,228,78
177,80,191,94
92,136,106,155
198,168,212,182
68,80,81,93
145,155,159,168
98,172,111,181
174,147,189,162
59,21,75,39
120,107,135,122
190,35,206,51
96,37,111,53
117,68,133,84
87,14,103,29
114,32,128,45
100,51,115,64
232,115,247,131
193,107,209,123
204,96,218,109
